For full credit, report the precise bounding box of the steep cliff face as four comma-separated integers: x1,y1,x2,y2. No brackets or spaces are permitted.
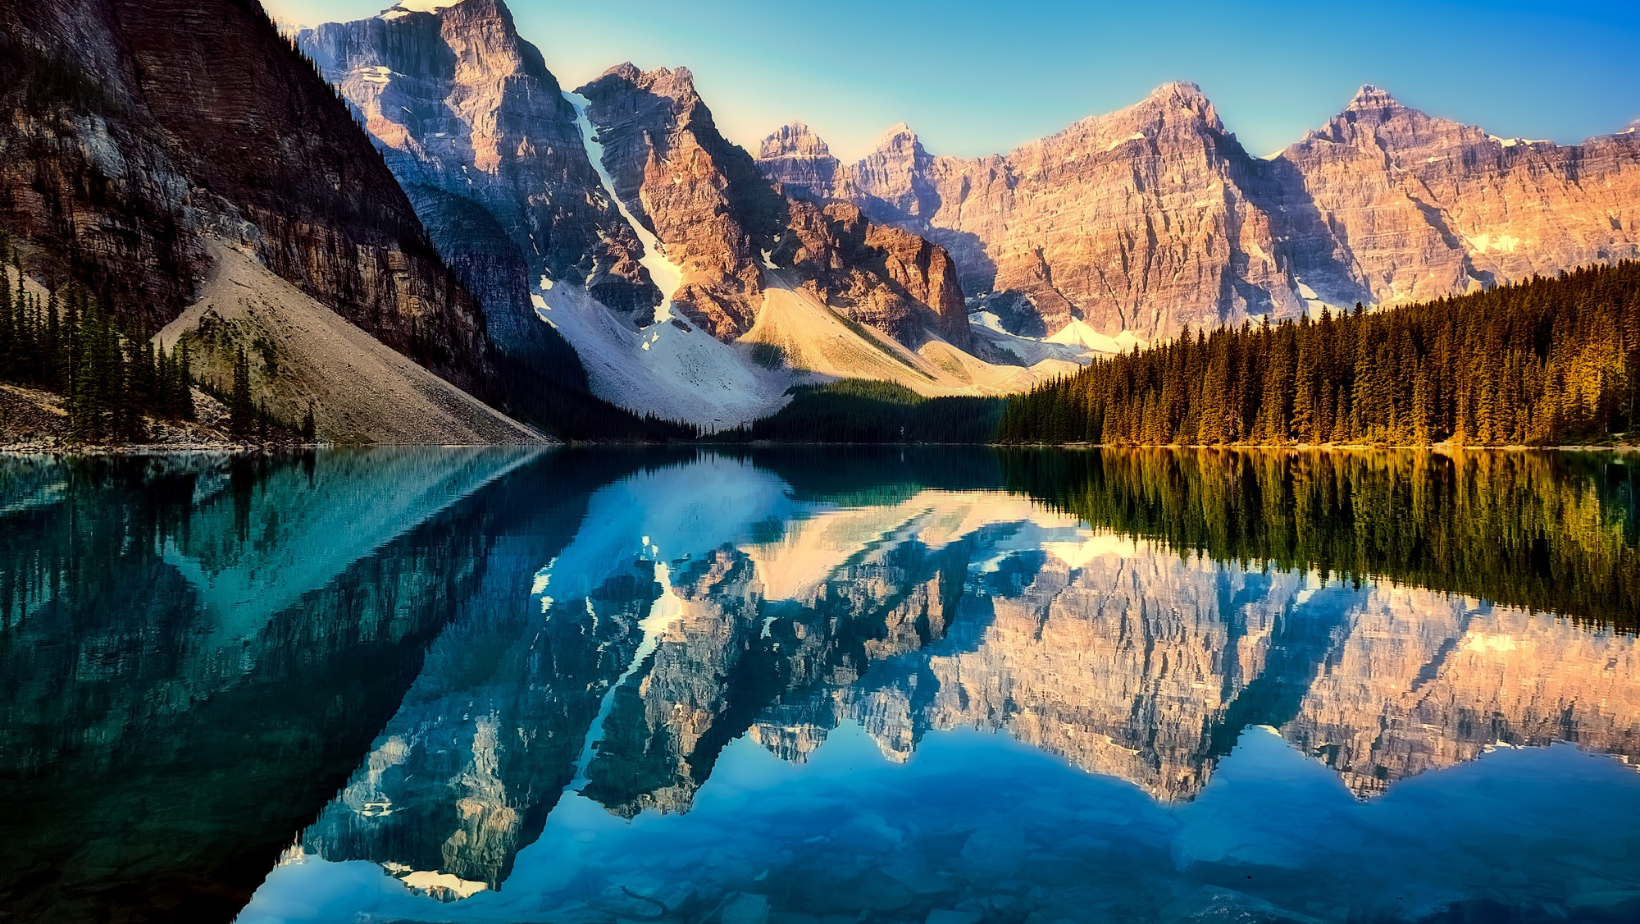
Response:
297,0,655,345
296,1,1046,426
761,83,1640,342
0,0,205,320
0,0,492,387
574,63,785,341
778,199,971,348
1278,86,1640,307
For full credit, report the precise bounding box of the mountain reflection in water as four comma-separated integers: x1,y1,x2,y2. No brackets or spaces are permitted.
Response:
1,448,1637,924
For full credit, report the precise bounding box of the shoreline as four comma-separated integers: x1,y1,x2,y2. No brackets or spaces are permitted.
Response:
3,441,1634,455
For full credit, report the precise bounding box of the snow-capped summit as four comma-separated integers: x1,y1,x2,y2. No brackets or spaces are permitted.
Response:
381,0,470,18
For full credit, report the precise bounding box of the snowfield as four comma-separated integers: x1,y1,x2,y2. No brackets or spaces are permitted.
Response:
565,91,684,324
531,281,789,432
968,311,1138,369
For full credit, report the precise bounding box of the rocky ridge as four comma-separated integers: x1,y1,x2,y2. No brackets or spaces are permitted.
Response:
299,1,1054,426
760,83,1640,341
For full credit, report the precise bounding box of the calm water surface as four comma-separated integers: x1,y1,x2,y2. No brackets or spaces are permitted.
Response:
1,448,1638,924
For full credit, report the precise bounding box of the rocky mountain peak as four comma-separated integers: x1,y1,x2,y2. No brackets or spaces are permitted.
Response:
1047,81,1224,147
1130,81,1221,129
577,61,785,339
382,0,478,17
1307,84,1459,146
1147,80,1206,104
757,122,841,199
873,121,923,153
596,63,701,110
1346,83,1402,111
760,121,831,160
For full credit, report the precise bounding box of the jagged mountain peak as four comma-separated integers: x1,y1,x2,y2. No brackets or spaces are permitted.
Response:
1142,81,1220,127
760,121,832,160
871,122,924,154
381,0,482,18
1346,83,1405,112
1028,81,1224,157
598,62,694,89
587,63,702,112
1147,80,1207,103
1057,81,1225,140
1301,83,1462,146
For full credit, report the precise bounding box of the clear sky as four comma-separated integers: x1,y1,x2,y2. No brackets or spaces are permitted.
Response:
263,0,1640,162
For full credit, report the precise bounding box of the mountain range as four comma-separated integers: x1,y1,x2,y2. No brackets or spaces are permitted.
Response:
760,84,1640,344
2,0,1637,436
296,0,1053,428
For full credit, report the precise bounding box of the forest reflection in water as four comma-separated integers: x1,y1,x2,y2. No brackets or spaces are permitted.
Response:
0,447,1637,924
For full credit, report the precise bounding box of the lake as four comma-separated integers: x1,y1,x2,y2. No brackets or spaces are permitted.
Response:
2,447,1638,924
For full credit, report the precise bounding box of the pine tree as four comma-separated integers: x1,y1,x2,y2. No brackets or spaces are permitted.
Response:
230,347,254,438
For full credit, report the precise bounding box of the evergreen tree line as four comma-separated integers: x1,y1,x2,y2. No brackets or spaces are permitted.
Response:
1,251,196,442
997,262,1640,446
485,349,702,443
215,346,304,442
1002,448,1640,631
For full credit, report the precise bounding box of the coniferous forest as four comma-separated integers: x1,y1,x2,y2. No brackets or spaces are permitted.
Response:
0,252,199,442
998,262,1640,446
1002,448,1640,631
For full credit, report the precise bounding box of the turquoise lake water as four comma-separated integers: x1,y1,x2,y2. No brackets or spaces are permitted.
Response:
2,448,1637,923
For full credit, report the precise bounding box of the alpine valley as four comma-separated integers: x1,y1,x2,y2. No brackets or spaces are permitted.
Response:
293,0,1060,431
305,0,1640,431
1,0,1637,438
6,5,1640,922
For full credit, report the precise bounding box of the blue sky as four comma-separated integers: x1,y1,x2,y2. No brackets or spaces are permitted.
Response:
264,0,1640,161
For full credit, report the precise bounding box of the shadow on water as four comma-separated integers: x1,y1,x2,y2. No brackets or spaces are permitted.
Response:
0,448,654,923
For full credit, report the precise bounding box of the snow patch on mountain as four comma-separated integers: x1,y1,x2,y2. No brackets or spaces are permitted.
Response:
1045,319,1145,354
381,0,467,17
565,92,684,324
531,282,789,431
966,312,1135,369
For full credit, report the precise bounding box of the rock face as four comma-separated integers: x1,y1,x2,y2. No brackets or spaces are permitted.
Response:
575,63,785,341
295,1,1017,426
0,0,492,389
574,61,976,348
297,0,652,368
778,199,971,348
760,83,1640,341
